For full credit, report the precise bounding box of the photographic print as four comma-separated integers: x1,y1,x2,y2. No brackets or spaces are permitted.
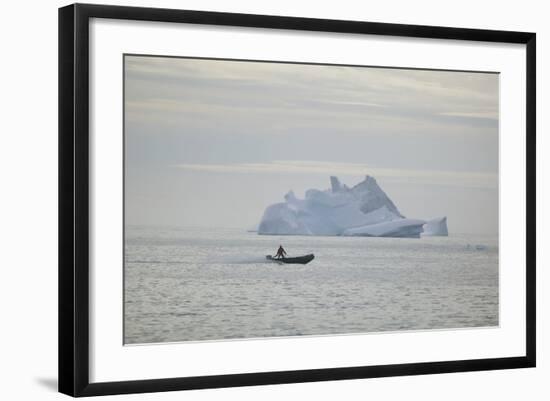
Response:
123,55,499,344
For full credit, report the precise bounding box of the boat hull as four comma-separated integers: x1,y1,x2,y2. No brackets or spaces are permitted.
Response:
266,254,315,264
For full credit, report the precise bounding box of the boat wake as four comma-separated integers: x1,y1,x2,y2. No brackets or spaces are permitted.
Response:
220,256,272,264
127,257,275,265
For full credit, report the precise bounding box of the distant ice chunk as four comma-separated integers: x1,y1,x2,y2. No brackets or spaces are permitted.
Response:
422,217,449,236
257,175,442,238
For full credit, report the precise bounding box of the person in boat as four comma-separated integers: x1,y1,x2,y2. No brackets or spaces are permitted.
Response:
274,245,287,259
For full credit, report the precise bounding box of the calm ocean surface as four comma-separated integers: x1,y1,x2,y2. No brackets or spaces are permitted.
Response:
124,226,498,344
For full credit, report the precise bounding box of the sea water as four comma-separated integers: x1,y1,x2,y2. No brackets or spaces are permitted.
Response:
124,226,498,344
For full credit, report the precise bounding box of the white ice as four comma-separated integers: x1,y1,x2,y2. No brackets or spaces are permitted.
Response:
257,175,444,238
422,217,449,236
342,218,426,238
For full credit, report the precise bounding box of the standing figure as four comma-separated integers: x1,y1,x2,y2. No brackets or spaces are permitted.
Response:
275,245,287,259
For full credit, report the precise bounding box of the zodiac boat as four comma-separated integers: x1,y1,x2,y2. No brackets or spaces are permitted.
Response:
266,254,315,264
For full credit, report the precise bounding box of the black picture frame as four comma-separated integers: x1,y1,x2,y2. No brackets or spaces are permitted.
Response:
59,3,536,397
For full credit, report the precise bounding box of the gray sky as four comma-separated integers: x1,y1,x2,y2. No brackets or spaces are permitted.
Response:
124,55,499,235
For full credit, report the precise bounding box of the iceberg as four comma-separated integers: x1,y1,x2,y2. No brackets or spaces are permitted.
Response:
422,217,449,236
257,175,441,238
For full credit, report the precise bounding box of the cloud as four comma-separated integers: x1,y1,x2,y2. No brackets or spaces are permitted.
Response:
438,111,498,120
174,160,497,189
125,55,499,136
